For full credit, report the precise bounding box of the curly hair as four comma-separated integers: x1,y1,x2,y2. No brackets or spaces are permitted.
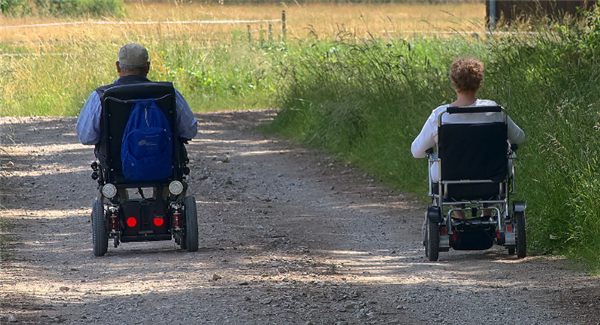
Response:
449,57,484,93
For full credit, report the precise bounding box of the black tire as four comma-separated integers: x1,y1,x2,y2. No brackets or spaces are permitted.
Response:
92,200,108,257
422,219,428,257
184,196,199,252
427,218,440,261
515,211,527,258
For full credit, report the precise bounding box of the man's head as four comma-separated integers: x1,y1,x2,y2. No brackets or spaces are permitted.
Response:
116,43,150,77
449,57,484,94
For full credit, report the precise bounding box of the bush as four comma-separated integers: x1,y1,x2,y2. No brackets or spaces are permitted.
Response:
34,0,123,17
0,0,23,13
1,0,123,17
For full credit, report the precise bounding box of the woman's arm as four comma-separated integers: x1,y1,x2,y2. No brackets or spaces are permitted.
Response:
507,116,525,145
411,111,438,158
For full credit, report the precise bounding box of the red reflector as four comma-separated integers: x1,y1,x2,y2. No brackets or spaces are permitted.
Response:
440,227,447,235
126,217,137,228
506,225,513,232
154,217,164,227
497,231,501,239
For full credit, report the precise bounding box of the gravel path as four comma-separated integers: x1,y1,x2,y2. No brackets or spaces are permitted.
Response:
1,111,599,324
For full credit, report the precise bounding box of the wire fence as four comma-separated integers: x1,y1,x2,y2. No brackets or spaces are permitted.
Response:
0,10,288,48
0,19,282,30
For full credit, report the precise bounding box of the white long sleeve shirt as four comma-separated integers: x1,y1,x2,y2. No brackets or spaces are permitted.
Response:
411,99,526,182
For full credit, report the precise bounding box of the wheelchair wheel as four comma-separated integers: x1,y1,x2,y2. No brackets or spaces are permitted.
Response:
92,200,108,257
184,196,199,252
426,218,440,261
515,211,527,258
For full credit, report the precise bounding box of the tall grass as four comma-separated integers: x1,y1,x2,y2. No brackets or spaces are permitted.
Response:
268,12,600,271
0,34,285,115
1,2,484,43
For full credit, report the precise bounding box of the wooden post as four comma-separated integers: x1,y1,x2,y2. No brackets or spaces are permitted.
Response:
247,24,252,43
282,10,286,41
259,25,264,44
268,23,272,42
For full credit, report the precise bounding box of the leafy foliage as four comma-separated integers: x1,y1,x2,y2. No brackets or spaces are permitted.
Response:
1,0,123,17
0,0,23,13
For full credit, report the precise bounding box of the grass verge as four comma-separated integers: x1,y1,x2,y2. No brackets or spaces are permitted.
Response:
267,15,600,271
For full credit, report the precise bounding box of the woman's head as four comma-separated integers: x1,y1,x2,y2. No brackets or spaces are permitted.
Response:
449,57,484,93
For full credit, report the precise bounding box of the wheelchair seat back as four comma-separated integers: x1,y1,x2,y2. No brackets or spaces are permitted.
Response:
100,82,180,185
437,106,508,201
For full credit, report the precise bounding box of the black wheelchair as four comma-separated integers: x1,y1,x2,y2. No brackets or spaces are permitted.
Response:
89,82,198,256
423,106,526,261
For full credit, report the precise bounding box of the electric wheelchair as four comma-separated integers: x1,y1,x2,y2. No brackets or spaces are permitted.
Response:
89,82,198,256
423,105,526,261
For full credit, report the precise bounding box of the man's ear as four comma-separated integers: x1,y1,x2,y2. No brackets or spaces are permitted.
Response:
116,61,121,73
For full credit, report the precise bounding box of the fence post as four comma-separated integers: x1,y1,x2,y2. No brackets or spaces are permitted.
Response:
247,24,252,43
260,24,264,44
268,23,272,42
488,0,496,31
282,10,286,41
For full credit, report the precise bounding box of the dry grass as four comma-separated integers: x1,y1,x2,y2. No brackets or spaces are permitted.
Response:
0,2,485,43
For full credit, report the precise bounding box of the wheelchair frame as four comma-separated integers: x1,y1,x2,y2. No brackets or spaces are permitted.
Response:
423,106,527,261
89,82,198,256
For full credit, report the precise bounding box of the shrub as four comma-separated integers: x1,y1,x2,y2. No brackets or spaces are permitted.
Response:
1,0,123,17
34,0,123,17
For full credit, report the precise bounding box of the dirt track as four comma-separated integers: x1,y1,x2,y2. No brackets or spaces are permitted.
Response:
1,111,600,324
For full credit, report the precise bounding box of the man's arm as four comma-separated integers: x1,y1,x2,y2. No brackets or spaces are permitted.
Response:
76,92,102,145
174,89,198,140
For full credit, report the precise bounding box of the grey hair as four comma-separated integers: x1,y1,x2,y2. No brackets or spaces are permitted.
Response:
118,61,148,72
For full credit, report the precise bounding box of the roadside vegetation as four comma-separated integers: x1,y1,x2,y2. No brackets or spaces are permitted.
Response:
3,1,600,271
269,8,600,272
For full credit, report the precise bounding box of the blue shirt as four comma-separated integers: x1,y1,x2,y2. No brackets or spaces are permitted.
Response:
76,84,198,145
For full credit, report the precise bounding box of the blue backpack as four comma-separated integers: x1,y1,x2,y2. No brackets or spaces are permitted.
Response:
121,99,173,181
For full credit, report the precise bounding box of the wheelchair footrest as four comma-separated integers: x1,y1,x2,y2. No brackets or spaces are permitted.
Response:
439,234,450,251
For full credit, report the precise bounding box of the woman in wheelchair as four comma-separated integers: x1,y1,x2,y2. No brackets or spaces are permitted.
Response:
411,57,527,260
411,57,525,176
411,57,525,218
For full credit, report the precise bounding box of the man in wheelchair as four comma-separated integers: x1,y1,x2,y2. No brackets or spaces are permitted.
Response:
76,43,199,256
411,57,526,261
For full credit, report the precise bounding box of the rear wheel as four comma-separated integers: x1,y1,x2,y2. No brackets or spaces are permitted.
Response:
515,212,527,258
426,218,440,261
184,196,199,252
92,200,108,256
